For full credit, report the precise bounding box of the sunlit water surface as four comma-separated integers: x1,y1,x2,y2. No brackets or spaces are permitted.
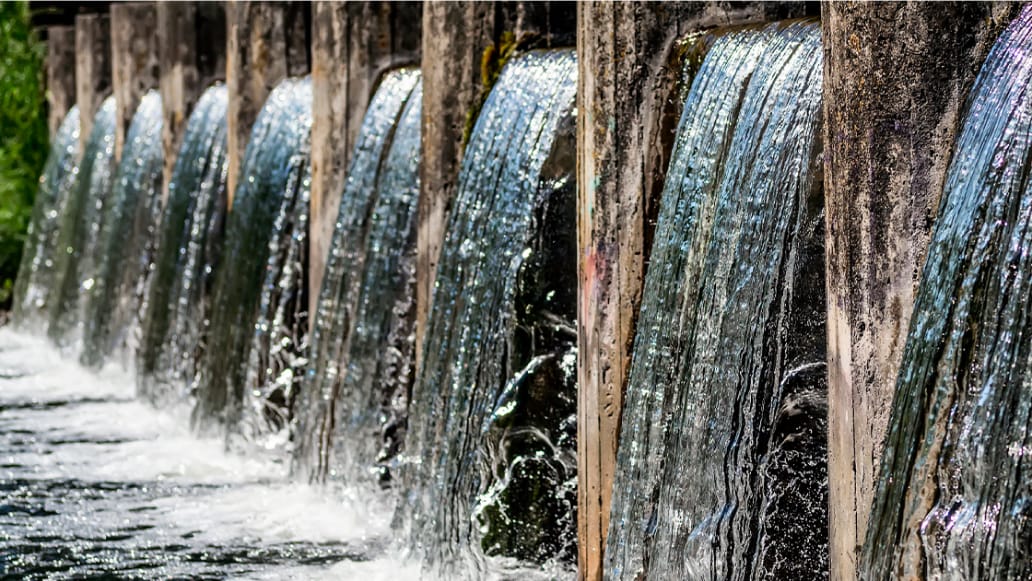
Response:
0,329,415,579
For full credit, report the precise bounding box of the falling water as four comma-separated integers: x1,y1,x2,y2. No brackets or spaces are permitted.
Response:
863,8,1032,580
605,22,827,580
11,106,80,329
81,91,164,368
136,85,228,407
294,69,421,486
47,97,118,346
402,50,578,576
194,77,312,446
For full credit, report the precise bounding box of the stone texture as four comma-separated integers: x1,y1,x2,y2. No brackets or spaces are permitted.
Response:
225,0,310,206
110,2,159,162
575,3,810,579
821,3,1018,579
309,0,421,320
45,26,76,139
157,1,227,203
74,13,111,152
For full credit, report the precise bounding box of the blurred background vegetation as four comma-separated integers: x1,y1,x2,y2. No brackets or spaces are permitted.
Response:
0,1,48,308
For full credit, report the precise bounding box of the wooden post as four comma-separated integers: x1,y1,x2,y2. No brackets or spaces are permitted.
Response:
309,0,421,319
74,13,111,151
45,25,77,138
110,2,159,162
821,3,1018,579
575,3,810,579
415,0,575,371
157,1,227,203
225,0,310,207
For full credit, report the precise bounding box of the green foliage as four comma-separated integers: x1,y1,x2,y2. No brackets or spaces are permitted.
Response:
0,2,48,306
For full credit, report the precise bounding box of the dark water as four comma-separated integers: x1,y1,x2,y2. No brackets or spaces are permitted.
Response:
400,50,578,577
47,98,118,346
193,77,312,445
294,69,421,487
0,331,407,580
605,22,827,580
863,8,1032,579
137,84,229,407
81,90,164,368
11,106,80,330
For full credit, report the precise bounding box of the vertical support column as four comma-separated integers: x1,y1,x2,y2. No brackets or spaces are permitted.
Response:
157,1,227,203
110,2,159,162
45,25,77,138
309,1,421,319
822,3,1017,579
225,0,310,207
575,3,809,579
74,13,111,151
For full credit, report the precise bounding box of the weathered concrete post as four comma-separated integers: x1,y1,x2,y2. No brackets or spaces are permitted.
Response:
157,1,227,203
225,0,310,207
415,0,575,370
74,13,112,151
110,2,159,162
45,25,77,138
575,3,809,578
309,0,421,319
822,3,1017,579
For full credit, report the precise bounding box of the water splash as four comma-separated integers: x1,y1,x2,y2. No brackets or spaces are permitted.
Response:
48,97,118,346
401,50,578,576
136,85,229,408
293,69,421,487
193,77,312,448
605,22,827,580
11,106,81,329
81,90,164,368
863,8,1032,579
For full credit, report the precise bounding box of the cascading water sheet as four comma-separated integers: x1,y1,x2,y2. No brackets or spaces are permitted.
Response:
402,49,579,576
863,8,1032,579
12,106,80,329
194,77,312,446
81,90,164,368
136,84,229,406
294,69,421,487
605,22,827,580
48,97,118,346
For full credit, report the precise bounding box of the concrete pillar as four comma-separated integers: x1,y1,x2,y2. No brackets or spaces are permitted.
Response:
110,2,159,162
415,0,575,371
74,13,111,151
822,4,1018,579
45,26,77,138
309,0,421,319
575,3,809,579
157,1,227,203
225,0,311,207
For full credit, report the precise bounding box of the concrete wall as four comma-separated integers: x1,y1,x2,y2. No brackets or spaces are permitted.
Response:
309,0,422,320
822,3,1018,579
110,2,159,162
74,13,111,151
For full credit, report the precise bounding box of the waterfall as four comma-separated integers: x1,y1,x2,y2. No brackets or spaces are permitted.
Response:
11,106,80,329
47,97,118,346
193,77,312,445
401,50,578,575
81,91,164,368
605,22,826,580
863,8,1032,579
136,84,228,407
293,69,421,486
